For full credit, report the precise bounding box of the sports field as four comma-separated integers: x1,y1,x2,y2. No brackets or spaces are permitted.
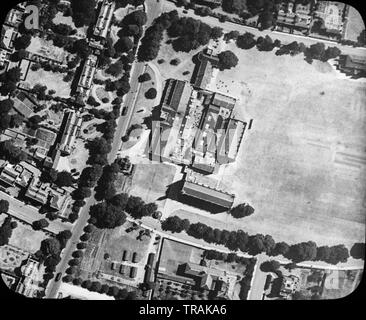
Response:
208,43,366,248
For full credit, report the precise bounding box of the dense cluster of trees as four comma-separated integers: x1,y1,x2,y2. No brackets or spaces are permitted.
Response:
229,203,255,218
231,30,342,63
86,137,112,166
161,216,351,264
0,67,21,96
0,140,27,164
94,163,120,201
13,34,32,51
0,216,17,246
222,0,279,30
35,230,71,276
70,0,96,27
0,99,24,131
138,10,223,61
66,276,139,299
125,196,158,219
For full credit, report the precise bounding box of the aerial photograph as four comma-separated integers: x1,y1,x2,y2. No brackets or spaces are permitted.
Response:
0,0,365,302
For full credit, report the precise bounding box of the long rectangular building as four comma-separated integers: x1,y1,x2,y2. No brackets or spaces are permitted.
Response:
181,180,235,209
94,0,115,39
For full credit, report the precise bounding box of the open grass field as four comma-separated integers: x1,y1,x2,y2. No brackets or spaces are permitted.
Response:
129,163,177,206
343,6,365,42
0,214,47,254
25,66,71,98
204,42,366,248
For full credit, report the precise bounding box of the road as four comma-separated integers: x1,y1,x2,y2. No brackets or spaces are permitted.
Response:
45,1,164,299
162,1,366,57
45,190,96,298
0,191,71,235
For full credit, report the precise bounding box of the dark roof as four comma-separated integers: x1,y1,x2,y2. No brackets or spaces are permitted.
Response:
341,55,366,71
182,181,235,209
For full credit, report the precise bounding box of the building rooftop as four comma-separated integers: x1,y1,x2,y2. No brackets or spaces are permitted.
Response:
181,180,235,209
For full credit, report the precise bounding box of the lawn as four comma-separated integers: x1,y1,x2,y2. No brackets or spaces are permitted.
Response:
181,40,366,249
0,214,47,254
129,162,178,206
343,6,365,42
151,33,208,83
25,66,72,98
130,65,157,127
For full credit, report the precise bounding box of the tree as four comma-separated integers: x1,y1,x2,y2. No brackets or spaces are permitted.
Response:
217,50,239,70
13,34,32,50
89,202,126,229
84,224,95,233
108,193,129,210
0,140,27,163
260,260,281,273
145,88,157,99
0,217,14,246
350,243,365,260
55,171,74,187
117,288,129,299
11,49,27,62
57,230,72,241
77,242,87,249
44,255,61,268
40,238,61,257
106,61,124,77
326,245,349,265
100,284,110,294
27,114,43,130
33,219,49,230
286,241,317,262
211,27,223,40
80,233,90,241
0,200,9,213
273,241,290,256
73,187,92,200
222,0,247,14
324,46,341,61
123,10,147,26
306,42,325,61
236,33,256,49
108,286,119,297
82,280,92,289
138,73,151,82
115,37,134,53
229,203,255,218
161,216,188,233
125,24,141,36
73,39,92,59
79,165,103,188
70,0,96,27
68,258,81,266
247,234,266,255
73,278,83,286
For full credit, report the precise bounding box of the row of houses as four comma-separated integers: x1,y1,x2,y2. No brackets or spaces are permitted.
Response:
275,1,347,38
0,4,25,67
